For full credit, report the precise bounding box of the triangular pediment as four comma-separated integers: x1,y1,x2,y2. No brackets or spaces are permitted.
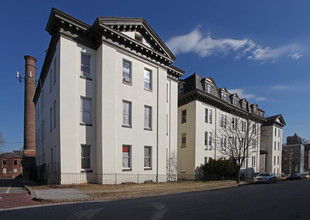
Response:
95,17,175,62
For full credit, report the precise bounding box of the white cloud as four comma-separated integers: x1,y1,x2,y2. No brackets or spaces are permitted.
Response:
256,97,266,102
228,89,255,100
166,28,302,63
228,88,266,102
272,84,295,91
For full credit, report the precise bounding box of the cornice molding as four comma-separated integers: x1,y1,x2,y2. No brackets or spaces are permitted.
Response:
179,89,266,123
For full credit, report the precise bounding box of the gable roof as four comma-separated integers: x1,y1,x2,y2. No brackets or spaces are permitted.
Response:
94,17,176,61
34,8,184,103
265,114,286,127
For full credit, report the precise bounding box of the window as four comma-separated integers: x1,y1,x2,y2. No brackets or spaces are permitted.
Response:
53,59,56,85
232,118,238,130
204,132,208,149
221,92,227,101
209,132,212,150
253,140,257,149
275,128,277,136
233,98,237,106
3,160,6,166
207,84,213,94
179,85,184,96
144,69,152,90
135,33,143,42
122,145,131,170
274,156,276,165
277,156,279,165
144,106,152,129
252,124,257,134
81,97,92,125
50,69,52,93
241,121,246,132
252,156,256,167
221,135,226,151
181,110,187,123
81,145,91,170
81,54,91,78
50,106,52,132
144,146,152,169
181,133,186,147
205,109,212,124
166,82,169,102
274,141,276,151
122,60,131,83
242,102,246,110
209,110,212,124
122,101,132,127
204,157,208,164
278,142,280,150
53,100,56,129
220,114,227,128
14,160,17,166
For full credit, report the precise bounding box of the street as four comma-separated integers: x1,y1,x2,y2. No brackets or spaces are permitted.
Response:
1,179,310,219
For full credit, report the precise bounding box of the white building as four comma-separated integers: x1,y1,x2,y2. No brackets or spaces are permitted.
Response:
261,115,286,176
34,8,184,184
177,74,284,179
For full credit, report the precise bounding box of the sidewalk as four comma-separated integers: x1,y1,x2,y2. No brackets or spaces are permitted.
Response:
24,180,247,203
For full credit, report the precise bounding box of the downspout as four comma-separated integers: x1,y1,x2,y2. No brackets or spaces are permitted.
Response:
156,68,159,182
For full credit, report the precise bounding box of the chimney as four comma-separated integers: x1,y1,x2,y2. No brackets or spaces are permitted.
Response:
23,55,36,179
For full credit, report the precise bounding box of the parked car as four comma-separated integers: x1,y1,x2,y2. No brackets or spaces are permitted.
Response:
286,173,301,180
254,172,277,183
300,173,310,179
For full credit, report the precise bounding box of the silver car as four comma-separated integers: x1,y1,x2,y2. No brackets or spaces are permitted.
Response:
254,172,277,183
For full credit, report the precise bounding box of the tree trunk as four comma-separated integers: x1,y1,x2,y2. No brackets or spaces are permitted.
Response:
236,166,241,184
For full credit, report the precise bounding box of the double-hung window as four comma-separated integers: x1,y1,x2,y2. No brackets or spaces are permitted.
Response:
144,69,152,90
81,97,92,125
144,146,152,169
122,101,132,127
144,106,152,129
209,132,212,150
181,110,186,123
49,107,52,132
181,133,186,147
122,145,131,170
204,132,208,149
205,109,212,123
81,54,91,78
81,145,91,170
122,60,131,83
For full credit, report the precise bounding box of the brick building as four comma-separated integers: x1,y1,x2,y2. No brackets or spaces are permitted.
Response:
0,151,23,179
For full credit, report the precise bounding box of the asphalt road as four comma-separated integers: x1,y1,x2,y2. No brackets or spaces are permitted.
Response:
1,179,310,220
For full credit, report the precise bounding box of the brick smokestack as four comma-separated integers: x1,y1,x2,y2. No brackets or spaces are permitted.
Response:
23,55,36,179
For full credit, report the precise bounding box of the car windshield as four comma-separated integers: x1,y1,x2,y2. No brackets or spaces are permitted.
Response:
259,173,271,176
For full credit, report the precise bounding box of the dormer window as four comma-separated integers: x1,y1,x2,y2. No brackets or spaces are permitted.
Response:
232,98,237,106
179,85,184,96
221,92,227,101
207,84,213,94
241,100,247,110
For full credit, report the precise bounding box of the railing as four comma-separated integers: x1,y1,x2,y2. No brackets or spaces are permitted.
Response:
46,172,178,186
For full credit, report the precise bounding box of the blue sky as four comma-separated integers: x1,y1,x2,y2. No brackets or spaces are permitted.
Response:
1,0,309,152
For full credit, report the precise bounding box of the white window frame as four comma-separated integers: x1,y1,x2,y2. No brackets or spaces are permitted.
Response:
181,133,186,148
122,145,131,170
81,145,91,170
122,60,132,83
144,105,152,130
122,100,132,127
81,53,91,78
144,68,152,90
81,97,92,125
144,146,152,169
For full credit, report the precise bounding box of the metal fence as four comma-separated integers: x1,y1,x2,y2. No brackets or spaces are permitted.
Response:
46,172,178,186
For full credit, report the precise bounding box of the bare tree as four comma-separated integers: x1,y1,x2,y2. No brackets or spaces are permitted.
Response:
215,114,260,183
166,151,178,181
